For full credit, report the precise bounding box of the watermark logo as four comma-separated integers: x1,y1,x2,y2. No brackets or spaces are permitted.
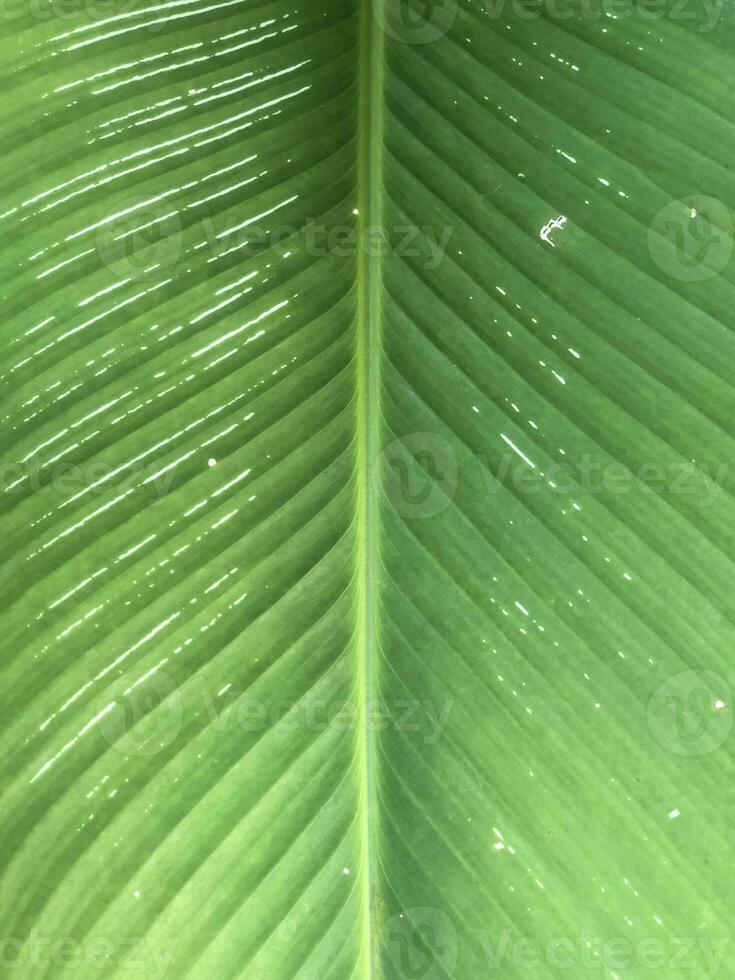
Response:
648,195,732,282
647,669,731,756
383,433,458,519
98,669,183,757
96,197,183,281
382,907,458,978
376,0,458,44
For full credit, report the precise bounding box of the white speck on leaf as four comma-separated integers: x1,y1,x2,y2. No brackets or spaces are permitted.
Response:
540,215,567,247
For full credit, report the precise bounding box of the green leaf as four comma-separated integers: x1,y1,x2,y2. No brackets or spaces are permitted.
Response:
2,0,735,977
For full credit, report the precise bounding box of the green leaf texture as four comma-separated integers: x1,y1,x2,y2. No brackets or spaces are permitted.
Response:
2,0,735,977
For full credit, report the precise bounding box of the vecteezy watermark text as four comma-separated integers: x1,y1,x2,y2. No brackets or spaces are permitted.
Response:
0,931,173,976
95,201,455,281
384,910,729,978
373,0,724,45
481,0,725,31
481,929,729,974
0,456,176,502
383,433,727,520
96,668,455,757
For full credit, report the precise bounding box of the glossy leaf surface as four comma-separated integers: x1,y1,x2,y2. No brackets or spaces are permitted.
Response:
2,0,734,977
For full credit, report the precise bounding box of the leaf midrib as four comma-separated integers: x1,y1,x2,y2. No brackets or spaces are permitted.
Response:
355,0,386,976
